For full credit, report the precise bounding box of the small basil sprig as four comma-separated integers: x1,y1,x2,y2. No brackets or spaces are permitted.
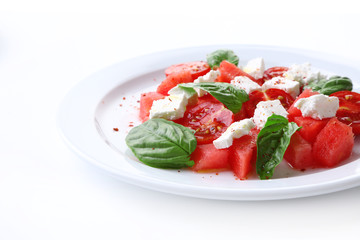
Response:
206,49,239,69
256,115,300,180
125,119,197,169
306,76,353,95
179,82,249,113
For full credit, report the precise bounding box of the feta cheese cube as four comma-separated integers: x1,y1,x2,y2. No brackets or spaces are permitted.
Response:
149,94,188,120
194,70,220,97
243,57,265,79
230,76,262,94
294,94,339,120
213,118,255,149
253,100,288,129
168,85,198,106
262,77,300,98
284,63,326,85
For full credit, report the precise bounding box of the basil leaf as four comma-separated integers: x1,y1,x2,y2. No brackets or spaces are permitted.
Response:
206,49,239,69
179,82,249,113
306,76,353,95
256,115,300,180
125,118,197,169
306,78,327,92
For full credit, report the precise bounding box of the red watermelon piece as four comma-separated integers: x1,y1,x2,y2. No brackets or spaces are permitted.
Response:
313,118,354,167
229,129,259,180
293,116,329,144
156,70,193,95
139,92,166,122
284,132,315,170
190,144,230,172
216,60,262,85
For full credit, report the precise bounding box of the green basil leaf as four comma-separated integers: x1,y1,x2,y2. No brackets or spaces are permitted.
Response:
125,118,197,169
256,115,300,180
319,76,353,95
306,78,327,92
306,76,353,95
179,82,249,113
206,49,239,69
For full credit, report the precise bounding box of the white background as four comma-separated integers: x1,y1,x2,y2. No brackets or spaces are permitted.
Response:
1,1,360,239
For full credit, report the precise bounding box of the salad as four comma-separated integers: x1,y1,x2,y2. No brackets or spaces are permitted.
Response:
125,49,359,180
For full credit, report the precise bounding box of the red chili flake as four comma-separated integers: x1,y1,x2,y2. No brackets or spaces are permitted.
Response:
152,148,155,150
113,128,119,131
123,97,126,100
137,100,140,103
119,104,123,107
129,124,134,127
215,173,219,175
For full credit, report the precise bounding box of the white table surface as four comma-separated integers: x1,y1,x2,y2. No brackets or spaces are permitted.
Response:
1,2,360,239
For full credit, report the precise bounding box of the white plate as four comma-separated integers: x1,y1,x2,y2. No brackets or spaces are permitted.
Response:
57,45,360,200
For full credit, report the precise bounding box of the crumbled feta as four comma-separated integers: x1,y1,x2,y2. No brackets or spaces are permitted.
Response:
168,85,198,106
294,94,339,120
253,100,288,129
230,76,262,94
213,118,255,149
284,63,326,85
149,94,188,120
194,70,220,97
243,57,265,79
262,77,300,98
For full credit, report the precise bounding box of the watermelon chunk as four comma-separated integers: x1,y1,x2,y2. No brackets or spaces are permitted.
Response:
217,60,262,85
229,129,259,180
190,144,230,172
165,61,211,80
156,70,193,95
139,92,166,122
284,132,315,170
234,106,247,121
313,118,354,167
293,116,329,143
